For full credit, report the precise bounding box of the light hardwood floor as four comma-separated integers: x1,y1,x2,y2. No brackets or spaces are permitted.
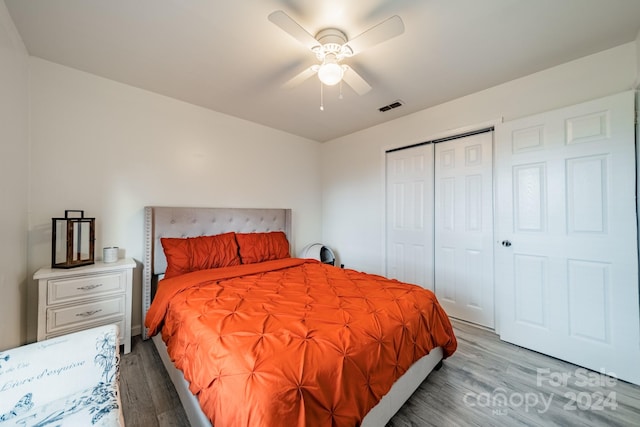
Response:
120,320,640,426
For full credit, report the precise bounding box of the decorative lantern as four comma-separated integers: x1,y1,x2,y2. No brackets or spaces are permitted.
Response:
51,210,95,268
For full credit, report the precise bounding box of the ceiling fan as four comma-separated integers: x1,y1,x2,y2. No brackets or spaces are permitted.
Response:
268,10,405,97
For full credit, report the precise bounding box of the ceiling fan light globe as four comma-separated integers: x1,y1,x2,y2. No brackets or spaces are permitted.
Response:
318,62,344,86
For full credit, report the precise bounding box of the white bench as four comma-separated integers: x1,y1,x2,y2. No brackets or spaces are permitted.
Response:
0,325,123,426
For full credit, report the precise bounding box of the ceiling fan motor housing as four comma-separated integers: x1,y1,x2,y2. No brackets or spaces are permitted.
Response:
313,28,353,60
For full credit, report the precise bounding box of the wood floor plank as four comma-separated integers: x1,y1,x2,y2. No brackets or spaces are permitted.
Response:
120,320,640,426
120,352,161,427
137,334,189,421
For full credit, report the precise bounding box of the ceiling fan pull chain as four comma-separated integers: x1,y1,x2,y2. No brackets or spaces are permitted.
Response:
339,80,344,100
320,81,324,111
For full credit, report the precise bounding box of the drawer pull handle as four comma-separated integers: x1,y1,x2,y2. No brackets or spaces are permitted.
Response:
77,284,103,291
75,309,102,318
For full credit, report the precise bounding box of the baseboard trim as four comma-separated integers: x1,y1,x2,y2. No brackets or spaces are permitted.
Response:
131,324,142,337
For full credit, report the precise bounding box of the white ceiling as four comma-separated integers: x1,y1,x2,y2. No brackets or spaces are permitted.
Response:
5,0,640,142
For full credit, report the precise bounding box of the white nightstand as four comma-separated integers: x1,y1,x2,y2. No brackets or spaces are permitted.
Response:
34,257,135,354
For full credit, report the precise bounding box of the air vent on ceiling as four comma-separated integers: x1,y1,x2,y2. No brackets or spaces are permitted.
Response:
378,100,404,112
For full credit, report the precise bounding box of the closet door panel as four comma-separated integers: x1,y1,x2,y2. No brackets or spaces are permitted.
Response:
434,132,494,328
386,145,435,290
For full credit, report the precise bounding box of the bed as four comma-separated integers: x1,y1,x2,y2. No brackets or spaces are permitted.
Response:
0,324,123,427
142,206,456,427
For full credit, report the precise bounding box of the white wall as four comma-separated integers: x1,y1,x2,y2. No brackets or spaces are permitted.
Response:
321,42,638,275
0,1,28,350
27,58,322,340
636,32,640,267
636,30,640,87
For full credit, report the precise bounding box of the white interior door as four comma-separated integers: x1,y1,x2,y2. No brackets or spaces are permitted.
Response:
495,91,640,385
434,132,494,328
386,144,435,290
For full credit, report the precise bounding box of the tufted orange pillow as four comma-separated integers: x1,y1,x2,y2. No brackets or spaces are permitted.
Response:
235,231,290,264
161,232,241,279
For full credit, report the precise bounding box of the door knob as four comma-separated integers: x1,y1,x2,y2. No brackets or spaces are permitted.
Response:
501,240,512,247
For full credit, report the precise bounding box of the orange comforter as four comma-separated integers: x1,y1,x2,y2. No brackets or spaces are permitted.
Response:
145,258,457,427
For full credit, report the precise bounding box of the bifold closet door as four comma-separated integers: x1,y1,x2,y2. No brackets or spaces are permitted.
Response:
495,90,640,385
434,132,494,328
386,144,435,291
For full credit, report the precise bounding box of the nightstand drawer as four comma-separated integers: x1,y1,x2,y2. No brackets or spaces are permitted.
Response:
47,272,124,304
46,295,125,334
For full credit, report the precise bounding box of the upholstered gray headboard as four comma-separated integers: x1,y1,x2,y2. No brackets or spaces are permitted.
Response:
142,206,292,339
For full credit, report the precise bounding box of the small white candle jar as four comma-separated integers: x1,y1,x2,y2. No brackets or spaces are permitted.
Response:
103,247,119,263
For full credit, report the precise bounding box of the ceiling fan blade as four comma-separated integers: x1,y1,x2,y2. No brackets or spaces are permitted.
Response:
344,15,404,56
342,66,372,95
282,66,318,89
268,10,320,51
